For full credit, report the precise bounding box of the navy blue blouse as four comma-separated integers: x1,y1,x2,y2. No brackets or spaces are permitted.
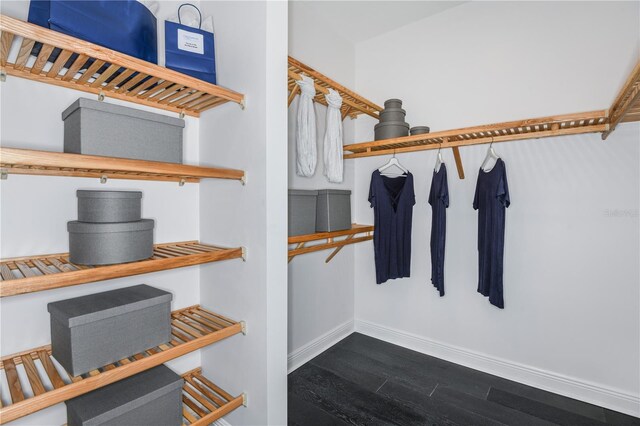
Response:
473,158,510,308
428,164,449,296
369,170,415,284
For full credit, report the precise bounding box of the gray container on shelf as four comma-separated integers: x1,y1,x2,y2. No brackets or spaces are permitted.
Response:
316,189,352,232
410,126,431,135
66,365,183,426
77,190,142,223
374,121,410,140
384,99,403,109
62,98,185,164
48,284,172,376
68,219,154,265
379,107,406,123
288,190,318,236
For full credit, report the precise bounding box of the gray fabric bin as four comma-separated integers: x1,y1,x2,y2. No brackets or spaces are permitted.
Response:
66,365,183,426
48,284,172,376
316,189,352,232
62,98,185,163
77,190,142,223
68,219,154,265
288,189,318,236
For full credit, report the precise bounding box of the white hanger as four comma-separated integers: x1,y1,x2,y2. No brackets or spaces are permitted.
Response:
434,143,444,172
481,137,500,171
378,150,408,177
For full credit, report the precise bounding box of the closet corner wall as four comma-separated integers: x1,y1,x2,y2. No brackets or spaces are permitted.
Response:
287,1,360,372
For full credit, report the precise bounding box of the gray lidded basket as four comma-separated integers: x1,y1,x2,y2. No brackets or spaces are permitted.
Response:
77,190,142,223
68,219,154,265
316,189,352,232
66,365,183,426
379,107,406,123
374,121,410,140
48,284,173,377
410,126,431,135
62,98,185,164
288,189,318,237
384,99,403,109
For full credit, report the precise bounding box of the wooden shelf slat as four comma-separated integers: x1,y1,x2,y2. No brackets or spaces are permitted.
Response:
0,306,244,424
288,56,381,119
0,241,244,297
288,224,373,263
0,148,245,183
182,368,245,426
343,110,609,159
0,14,244,116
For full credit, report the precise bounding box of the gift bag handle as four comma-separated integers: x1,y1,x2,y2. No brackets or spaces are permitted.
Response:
178,3,202,29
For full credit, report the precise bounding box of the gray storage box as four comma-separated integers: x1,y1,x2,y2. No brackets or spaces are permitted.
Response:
316,189,352,232
288,189,318,236
68,219,154,265
66,365,183,426
48,284,172,376
77,190,142,223
62,98,185,163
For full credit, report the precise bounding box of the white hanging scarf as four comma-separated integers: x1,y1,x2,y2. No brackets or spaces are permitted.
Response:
295,75,317,177
323,89,344,183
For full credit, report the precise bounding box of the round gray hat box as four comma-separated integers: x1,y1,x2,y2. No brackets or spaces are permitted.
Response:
410,126,431,135
374,121,410,140
379,108,406,123
77,190,142,223
68,219,154,265
384,99,403,109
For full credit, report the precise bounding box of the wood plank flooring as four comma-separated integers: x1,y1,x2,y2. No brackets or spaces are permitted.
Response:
288,333,640,425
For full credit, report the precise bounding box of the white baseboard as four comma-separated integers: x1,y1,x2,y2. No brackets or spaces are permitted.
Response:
355,319,640,418
288,320,355,373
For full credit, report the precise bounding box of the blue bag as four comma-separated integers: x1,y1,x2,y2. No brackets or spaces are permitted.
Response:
28,0,157,64
165,4,216,84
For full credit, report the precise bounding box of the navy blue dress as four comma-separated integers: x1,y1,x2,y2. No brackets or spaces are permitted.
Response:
428,164,449,296
369,170,415,284
473,158,510,309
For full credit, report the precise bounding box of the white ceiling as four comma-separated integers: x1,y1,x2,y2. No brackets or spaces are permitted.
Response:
291,1,466,44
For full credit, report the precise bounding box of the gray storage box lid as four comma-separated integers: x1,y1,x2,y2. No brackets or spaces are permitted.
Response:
77,190,142,199
67,219,154,234
66,365,183,424
48,284,172,327
288,189,319,196
62,98,185,128
317,189,352,196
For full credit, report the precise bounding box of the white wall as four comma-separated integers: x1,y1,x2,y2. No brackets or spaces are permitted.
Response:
287,2,357,369
198,1,287,425
353,1,640,416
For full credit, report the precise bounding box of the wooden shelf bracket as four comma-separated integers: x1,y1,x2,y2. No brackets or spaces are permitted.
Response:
288,224,374,263
603,60,640,139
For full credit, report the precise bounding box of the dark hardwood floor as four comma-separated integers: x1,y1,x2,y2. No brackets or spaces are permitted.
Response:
288,333,640,426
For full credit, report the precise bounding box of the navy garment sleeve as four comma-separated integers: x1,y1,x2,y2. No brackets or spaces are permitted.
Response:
473,159,510,308
369,170,415,284
428,164,449,296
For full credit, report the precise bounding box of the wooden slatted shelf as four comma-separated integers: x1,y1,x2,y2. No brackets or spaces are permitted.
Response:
0,14,244,117
0,305,245,424
182,367,245,425
0,241,244,297
343,110,609,159
603,60,640,139
0,148,246,183
288,224,374,263
288,56,382,120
